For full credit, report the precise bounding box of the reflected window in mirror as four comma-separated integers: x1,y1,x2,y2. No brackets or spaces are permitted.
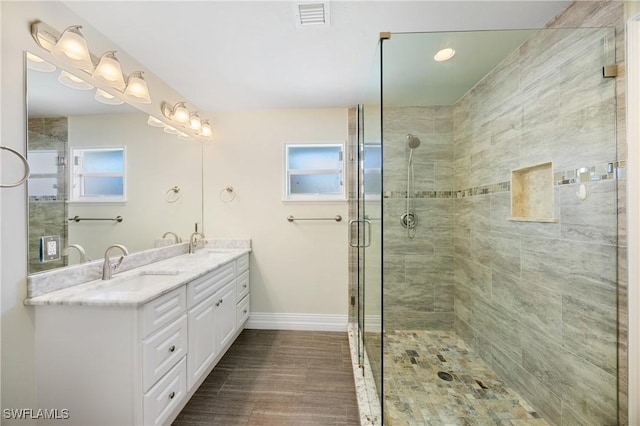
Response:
70,147,126,202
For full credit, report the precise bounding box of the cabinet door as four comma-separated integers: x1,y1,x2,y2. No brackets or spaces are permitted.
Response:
187,296,217,391
215,283,237,351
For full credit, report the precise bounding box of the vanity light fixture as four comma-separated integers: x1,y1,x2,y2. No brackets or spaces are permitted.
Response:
434,47,455,62
95,89,124,105
26,52,56,72
51,25,94,72
123,71,151,104
31,22,153,105
93,51,126,90
58,70,94,90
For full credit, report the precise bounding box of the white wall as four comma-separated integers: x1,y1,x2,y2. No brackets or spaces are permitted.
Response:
203,109,350,322
0,2,203,421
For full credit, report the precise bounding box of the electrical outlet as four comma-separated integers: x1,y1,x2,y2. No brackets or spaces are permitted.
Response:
40,235,61,262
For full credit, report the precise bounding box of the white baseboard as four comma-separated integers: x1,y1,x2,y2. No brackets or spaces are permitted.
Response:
245,312,348,332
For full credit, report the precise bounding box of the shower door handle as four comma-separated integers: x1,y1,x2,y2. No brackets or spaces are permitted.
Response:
349,219,372,248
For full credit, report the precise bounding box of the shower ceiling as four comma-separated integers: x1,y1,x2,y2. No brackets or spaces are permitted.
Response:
382,30,537,107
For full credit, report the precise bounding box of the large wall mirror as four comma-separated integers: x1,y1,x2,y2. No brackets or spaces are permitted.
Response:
26,52,203,274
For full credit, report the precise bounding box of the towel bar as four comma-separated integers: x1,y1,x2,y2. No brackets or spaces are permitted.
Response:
287,215,342,222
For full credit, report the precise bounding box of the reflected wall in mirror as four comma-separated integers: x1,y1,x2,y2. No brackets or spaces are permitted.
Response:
26,52,203,274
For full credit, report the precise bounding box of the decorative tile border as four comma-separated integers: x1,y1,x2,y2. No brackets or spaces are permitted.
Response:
382,161,625,200
554,161,625,185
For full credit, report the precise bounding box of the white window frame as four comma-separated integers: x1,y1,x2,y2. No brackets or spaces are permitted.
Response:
284,142,346,202
69,146,127,203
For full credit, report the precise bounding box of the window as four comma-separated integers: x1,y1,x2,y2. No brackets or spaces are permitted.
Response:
70,147,126,202
284,143,345,201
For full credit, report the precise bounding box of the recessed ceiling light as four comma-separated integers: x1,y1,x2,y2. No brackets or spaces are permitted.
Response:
434,48,455,62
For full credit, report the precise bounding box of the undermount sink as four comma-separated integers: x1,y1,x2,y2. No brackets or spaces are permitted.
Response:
89,271,183,297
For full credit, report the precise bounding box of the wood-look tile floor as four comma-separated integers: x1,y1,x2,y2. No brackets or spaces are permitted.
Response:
173,329,361,426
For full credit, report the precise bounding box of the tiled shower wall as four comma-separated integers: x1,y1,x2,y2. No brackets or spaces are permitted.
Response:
452,25,619,426
27,116,68,273
382,106,455,331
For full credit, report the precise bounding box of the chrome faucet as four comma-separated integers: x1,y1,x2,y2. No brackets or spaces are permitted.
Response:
102,244,130,280
189,232,205,254
162,231,182,244
63,244,88,264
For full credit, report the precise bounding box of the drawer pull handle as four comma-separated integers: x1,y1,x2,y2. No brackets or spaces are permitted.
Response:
219,299,224,305
215,301,220,307
243,284,247,288
243,309,248,314
169,391,175,399
168,345,176,353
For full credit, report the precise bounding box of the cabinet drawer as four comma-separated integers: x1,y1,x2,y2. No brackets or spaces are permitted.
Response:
237,294,250,328
143,314,188,392
187,262,235,309
144,356,186,426
236,253,249,274
236,270,249,302
143,287,186,337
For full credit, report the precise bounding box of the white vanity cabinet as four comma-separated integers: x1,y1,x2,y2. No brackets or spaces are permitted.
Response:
32,252,250,426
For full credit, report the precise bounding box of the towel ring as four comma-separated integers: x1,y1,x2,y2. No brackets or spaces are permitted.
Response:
219,186,236,203
0,146,30,188
165,186,181,203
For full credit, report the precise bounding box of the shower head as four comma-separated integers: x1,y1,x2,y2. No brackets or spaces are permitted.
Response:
406,134,421,149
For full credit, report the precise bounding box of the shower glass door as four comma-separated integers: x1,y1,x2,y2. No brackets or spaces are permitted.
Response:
354,40,384,423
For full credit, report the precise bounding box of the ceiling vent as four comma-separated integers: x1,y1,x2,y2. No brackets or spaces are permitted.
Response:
294,1,330,28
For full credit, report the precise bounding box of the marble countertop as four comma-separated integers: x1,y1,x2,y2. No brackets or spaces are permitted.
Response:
24,249,250,308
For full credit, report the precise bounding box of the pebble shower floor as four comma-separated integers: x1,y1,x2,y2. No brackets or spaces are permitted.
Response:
383,330,549,425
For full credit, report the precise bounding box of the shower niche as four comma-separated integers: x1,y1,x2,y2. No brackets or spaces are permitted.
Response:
509,161,558,222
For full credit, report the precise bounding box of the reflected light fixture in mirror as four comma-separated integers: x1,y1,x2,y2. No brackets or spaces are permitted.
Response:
147,115,165,127
123,71,151,104
59,70,93,90
93,51,126,90
200,120,213,139
160,101,213,140
178,132,193,141
189,112,202,131
163,124,179,135
26,52,56,72
171,102,190,124
51,25,94,72
95,88,124,105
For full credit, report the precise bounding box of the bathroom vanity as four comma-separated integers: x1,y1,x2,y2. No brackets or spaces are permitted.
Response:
25,246,250,426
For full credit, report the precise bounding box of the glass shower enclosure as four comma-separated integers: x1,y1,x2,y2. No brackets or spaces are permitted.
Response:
355,27,621,425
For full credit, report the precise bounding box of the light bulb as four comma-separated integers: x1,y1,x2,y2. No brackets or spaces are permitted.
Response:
189,112,201,131
52,25,94,72
434,48,455,62
124,71,151,104
173,102,189,123
93,51,125,90
200,120,213,138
